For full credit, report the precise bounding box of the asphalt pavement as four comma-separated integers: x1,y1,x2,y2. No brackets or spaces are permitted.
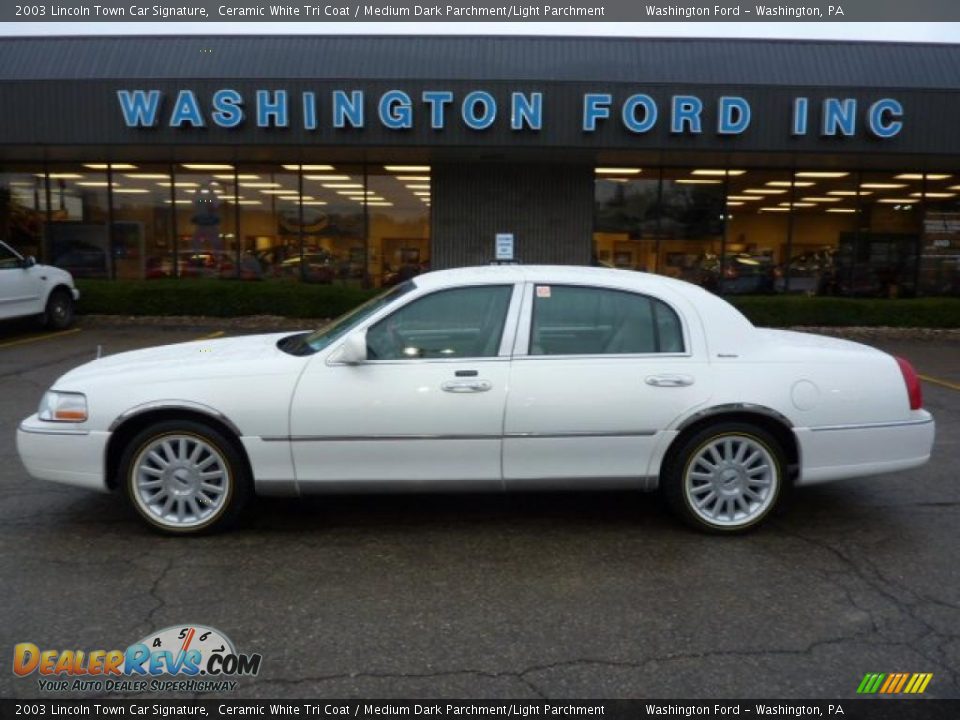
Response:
0,320,958,700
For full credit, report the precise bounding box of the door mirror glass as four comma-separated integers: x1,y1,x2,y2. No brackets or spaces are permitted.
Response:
23,256,36,269
337,331,368,364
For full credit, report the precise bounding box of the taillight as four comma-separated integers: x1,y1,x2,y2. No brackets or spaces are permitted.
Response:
894,356,923,410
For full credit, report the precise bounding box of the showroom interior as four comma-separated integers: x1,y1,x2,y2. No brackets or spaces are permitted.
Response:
0,35,958,296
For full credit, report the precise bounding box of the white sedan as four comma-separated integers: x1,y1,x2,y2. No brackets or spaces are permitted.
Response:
1,240,79,329
16,265,935,534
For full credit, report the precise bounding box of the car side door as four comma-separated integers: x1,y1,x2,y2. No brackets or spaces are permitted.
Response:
0,243,43,320
502,282,713,486
289,283,521,488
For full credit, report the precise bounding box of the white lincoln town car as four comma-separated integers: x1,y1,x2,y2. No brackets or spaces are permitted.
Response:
17,266,935,534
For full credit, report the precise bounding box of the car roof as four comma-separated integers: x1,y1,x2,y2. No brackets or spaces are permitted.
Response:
412,264,705,296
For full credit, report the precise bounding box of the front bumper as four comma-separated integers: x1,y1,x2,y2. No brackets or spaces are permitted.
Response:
71,287,80,301
16,414,110,492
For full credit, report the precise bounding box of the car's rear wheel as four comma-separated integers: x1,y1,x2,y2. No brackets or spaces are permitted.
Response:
119,420,250,535
42,288,74,330
662,422,784,533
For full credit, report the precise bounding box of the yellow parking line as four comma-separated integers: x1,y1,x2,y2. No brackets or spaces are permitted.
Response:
195,330,225,340
918,374,960,392
0,327,82,350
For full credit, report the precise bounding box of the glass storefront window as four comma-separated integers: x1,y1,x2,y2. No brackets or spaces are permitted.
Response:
919,174,960,296
46,164,111,278
724,170,791,295
172,164,238,280
367,165,431,288
110,164,174,280
0,167,46,260
856,171,924,297
786,170,862,296
300,164,366,286
592,167,658,273
657,168,726,287
233,165,301,281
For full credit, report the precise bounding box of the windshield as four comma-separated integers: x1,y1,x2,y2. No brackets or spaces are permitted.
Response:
302,281,416,353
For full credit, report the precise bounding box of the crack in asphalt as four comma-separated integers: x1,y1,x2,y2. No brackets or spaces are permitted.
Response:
141,558,175,637
239,631,927,697
775,526,960,691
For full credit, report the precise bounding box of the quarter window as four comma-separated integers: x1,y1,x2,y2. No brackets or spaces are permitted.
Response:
530,285,684,355
366,285,513,360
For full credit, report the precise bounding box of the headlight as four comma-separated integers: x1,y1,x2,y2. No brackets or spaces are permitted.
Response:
38,391,88,423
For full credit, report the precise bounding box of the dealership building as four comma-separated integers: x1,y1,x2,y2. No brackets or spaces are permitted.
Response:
0,34,958,295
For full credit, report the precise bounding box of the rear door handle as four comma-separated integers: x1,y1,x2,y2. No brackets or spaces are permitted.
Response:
645,374,694,388
441,379,492,393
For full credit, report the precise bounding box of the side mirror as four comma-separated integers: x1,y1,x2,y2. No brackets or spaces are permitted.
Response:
337,331,368,365
22,256,36,269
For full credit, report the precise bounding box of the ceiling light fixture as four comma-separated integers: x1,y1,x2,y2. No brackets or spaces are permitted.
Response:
692,169,745,176
83,163,137,170
282,164,335,171
181,164,234,170
895,173,952,181
795,172,850,178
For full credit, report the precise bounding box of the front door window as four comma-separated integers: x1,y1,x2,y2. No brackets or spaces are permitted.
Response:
366,285,513,360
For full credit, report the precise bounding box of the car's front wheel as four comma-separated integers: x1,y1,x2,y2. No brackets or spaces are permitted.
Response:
42,288,74,330
119,420,250,535
662,422,785,533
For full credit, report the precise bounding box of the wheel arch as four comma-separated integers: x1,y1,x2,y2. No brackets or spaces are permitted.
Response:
662,404,800,483
104,404,250,491
43,283,74,307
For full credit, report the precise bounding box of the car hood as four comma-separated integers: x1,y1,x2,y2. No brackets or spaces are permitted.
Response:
54,331,307,388
38,263,76,286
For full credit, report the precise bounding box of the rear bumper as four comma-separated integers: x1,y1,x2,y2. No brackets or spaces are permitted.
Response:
16,414,110,492
71,287,80,301
795,411,935,485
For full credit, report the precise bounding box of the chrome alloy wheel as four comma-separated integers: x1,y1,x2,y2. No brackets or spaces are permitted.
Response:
683,433,779,528
131,434,231,529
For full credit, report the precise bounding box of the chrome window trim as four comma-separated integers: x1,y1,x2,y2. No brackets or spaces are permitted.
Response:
515,281,691,358
511,351,692,362
331,357,513,368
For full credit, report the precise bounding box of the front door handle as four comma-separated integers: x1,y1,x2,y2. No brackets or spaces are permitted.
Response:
645,374,695,388
441,379,492,393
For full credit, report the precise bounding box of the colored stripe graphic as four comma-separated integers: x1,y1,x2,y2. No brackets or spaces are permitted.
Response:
857,673,885,694
893,673,910,693
857,672,932,694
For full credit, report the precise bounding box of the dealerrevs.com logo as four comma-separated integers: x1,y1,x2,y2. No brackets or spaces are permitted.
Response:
13,625,262,693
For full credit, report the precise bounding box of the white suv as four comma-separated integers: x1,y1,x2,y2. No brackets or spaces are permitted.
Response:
0,240,80,329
